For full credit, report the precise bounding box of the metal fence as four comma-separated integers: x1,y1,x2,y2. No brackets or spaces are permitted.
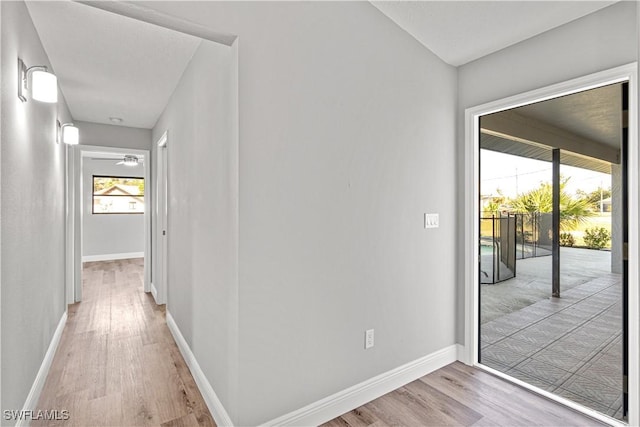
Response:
480,212,552,284
480,214,517,284
515,212,553,259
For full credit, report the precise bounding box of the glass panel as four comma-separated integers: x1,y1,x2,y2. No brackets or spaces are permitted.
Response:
93,176,145,214
478,82,625,421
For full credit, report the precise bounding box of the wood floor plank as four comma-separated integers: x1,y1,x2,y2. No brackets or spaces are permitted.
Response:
470,415,511,427
363,393,430,426
418,368,538,426
84,391,124,427
387,387,460,426
402,379,482,425
34,259,214,426
421,364,569,426
140,343,192,424
322,418,352,427
161,412,199,427
120,383,161,426
339,406,380,426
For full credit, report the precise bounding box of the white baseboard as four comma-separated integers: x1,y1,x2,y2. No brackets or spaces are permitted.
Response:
166,311,234,426
456,343,469,364
161,318,462,427
82,252,144,262
262,343,459,426
150,282,159,303
16,311,67,427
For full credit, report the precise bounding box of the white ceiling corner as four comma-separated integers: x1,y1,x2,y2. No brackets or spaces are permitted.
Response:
371,1,618,66
25,1,202,129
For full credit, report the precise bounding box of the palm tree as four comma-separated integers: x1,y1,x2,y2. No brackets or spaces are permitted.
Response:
482,189,507,216
509,177,593,231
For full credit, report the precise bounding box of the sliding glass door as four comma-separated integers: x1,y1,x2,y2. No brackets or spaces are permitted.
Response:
478,83,627,421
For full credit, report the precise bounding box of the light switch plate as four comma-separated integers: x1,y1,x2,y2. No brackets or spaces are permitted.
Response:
424,213,439,229
365,329,374,349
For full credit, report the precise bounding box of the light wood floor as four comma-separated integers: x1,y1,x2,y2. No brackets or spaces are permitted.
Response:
35,259,608,427
34,259,214,427
323,362,608,427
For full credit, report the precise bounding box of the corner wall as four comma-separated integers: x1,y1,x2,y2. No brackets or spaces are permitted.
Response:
75,121,151,151
152,39,239,420
457,1,638,343
141,2,458,425
0,0,72,413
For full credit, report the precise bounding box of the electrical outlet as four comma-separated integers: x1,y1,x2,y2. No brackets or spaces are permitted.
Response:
424,213,439,229
365,329,374,349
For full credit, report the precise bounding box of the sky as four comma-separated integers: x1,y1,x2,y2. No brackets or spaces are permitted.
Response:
480,149,611,198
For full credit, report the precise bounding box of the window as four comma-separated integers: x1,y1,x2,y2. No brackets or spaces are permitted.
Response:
93,176,145,214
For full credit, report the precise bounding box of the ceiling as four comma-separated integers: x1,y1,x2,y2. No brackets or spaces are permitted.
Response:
25,1,620,130
513,84,622,149
371,1,618,66
481,83,623,173
25,1,201,129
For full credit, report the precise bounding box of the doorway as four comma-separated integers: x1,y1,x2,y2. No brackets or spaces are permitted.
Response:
464,64,639,424
153,131,168,305
479,82,626,420
68,145,151,302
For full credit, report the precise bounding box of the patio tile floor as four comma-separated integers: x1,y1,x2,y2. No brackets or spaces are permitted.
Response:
481,273,623,420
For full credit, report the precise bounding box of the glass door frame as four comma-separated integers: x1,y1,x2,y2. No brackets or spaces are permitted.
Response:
463,63,639,426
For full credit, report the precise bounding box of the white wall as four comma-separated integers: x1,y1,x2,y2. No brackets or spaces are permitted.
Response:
76,120,151,151
0,1,4,412
152,38,239,417
0,0,71,413
456,1,638,343
459,2,637,110
82,158,145,260
152,37,239,418
145,2,457,425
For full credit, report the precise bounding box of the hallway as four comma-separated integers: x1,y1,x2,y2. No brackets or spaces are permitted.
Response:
34,259,214,426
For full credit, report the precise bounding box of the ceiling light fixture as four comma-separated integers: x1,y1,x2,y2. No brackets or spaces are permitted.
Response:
18,58,58,103
109,117,123,124
60,123,79,145
117,155,139,166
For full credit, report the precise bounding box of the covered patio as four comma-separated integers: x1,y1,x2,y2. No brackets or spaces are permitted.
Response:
480,248,622,418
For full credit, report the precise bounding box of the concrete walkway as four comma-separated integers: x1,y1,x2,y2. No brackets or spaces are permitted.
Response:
481,247,614,323
480,248,623,420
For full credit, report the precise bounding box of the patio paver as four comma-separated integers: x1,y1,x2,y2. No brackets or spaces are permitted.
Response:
480,248,623,420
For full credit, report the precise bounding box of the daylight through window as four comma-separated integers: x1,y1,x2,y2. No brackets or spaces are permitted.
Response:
93,176,145,214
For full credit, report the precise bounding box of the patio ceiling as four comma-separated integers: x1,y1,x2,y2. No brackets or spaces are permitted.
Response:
480,83,623,173
514,84,622,150
480,134,612,174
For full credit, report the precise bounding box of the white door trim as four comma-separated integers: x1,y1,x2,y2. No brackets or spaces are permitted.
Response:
67,144,151,302
464,63,639,425
154,131,168,305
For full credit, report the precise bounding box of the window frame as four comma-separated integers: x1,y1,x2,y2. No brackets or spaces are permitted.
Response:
92,174,145,215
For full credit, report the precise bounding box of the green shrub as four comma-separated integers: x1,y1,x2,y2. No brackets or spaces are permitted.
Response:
583,227,611,249
560,232,575,247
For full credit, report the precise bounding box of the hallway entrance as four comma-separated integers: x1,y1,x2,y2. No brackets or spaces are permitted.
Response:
34,260,213,426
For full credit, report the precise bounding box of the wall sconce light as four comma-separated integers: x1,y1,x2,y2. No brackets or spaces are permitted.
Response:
59,122,79,145
18,58,58,103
